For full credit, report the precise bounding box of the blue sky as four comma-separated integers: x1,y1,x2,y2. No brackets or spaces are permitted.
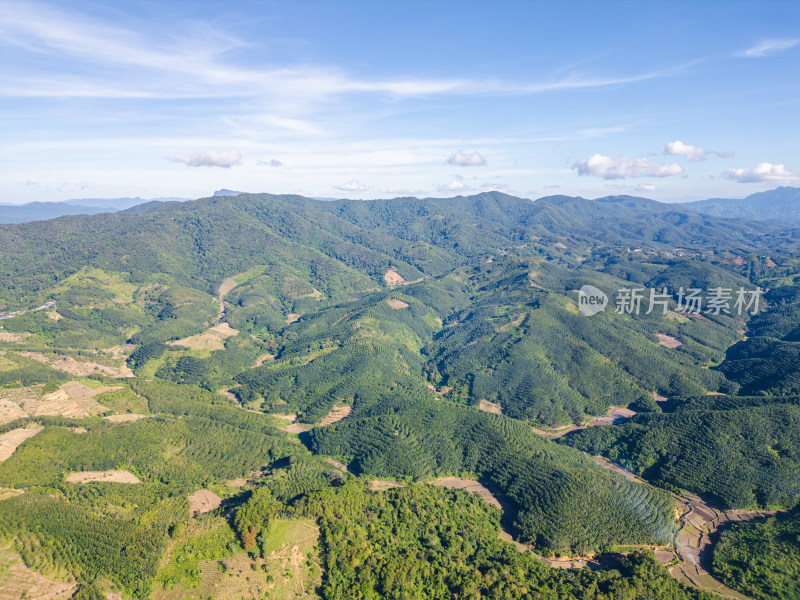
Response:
1,0,798,203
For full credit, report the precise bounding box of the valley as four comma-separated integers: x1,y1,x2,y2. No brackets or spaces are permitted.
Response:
0,190,798,599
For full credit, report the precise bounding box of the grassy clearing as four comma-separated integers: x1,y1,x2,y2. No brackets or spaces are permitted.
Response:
154,516,320,600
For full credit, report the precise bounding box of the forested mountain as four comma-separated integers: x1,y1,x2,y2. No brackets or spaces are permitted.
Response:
0,190,798,598
685,186,800,225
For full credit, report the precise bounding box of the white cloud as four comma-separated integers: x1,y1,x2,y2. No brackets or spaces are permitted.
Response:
447,150,486,167
635,183,657,192
723,162,798,183
334,180,368,192
170,148,241,168
739,38,800,57
572,154,683,179
665,140,708,161
717,151,735,158
437,177,469,193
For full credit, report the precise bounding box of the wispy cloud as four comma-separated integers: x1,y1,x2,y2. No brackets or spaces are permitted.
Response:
723,162,797,183
0,1,693,103
170,149,242,168
256,159,283,167
573,154,683,179
739,38,800,57
334,180,369,192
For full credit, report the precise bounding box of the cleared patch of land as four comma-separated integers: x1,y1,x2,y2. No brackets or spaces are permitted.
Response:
0,332,31,343
656,333,683,349
652,391,669,402
168,323,239,352
319,404,352,426
478,399,503,415
253,353,276,367
496,312,528,333
586,406,636,426
285,313,301,324
154,517,321,600
218,277,239,299
429,477,502,510
0,488,24,501
531,406,636,438
188,489,223,517
369,480,407,491
0,545,75,600
18,351,133,378
274,413,312,434
386,298,409,309
103,413,150,423
65,470,142,484
0,425,43,462
33,381,118,418
383,268,406,286
0,398,26,425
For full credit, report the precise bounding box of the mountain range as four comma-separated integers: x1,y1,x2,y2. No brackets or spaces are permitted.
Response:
2,186,799,225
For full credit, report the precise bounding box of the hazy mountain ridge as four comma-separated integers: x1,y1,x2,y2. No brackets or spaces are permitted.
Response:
683,186,800,224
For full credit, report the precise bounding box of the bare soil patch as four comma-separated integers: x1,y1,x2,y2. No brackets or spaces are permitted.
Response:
169,323,239,352
218,277,239,299
273,413,312,434
656,333,682,349
496,312,528,333
319,404,352,426
218,388,239,402
386,298,409,309
188,489,223,517
0,332,31,343
19,351,133,378
0,545,76,600
65,469,142,484
103,413,150,423
427,383,453,396
430,477,502,510
369,480,407,491
532,406,635,438
652,391,669,402
285,313,301,324
0,398,26,425
383,268,406,286
284,423,312,434
253,353,276,367
478,399,503,415
586,406,636,426
0,488,24,501
323,457,350,473
0,425,43,462
34,381,117,418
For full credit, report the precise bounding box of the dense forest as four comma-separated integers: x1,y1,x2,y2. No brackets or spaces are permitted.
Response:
712,514,800,600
